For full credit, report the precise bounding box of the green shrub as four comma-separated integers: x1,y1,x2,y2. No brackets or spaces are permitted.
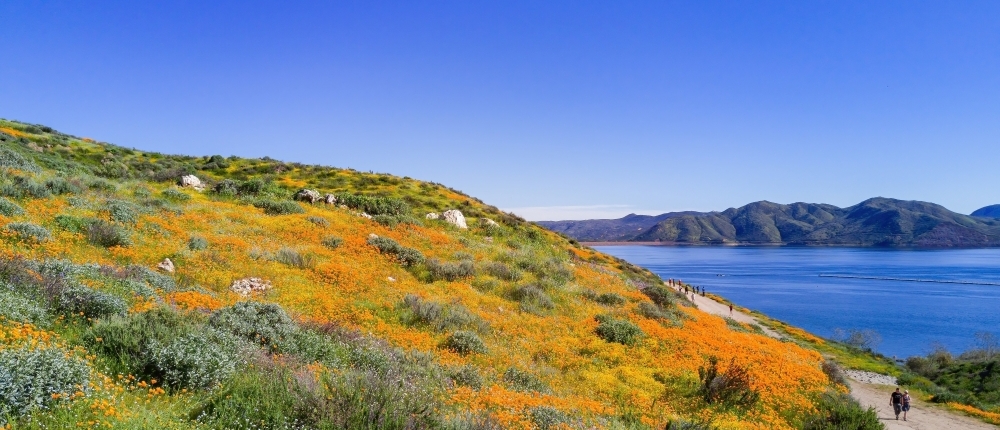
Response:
595,315,643,346
209,301,298,353
368,236,424,267
427,259,476,281
403,295,485,333
56,284,128,318
502,367,550,394
86,220,131,248
512,285,554,313
5,222,51,242
596,292,627,306
105,199,139,224
0,147,40,172
44,177,80,195
253,199,305,215
306,216,329,227
528,406,569,430
53,214,93,233
86,177,118,192
274,247,317,269
665,419,715,430
449,365,484,390
211,179,239,196
149,329,243,389
642,285,676,307
0,290,49,326
697,357,759,410
322,236,343,249
484,261,521,281
471,278,499,292
335,193,410,216
803,390,881,430
84,308,199,374
443,331,487,356
161,188,190,201
192,367,306,429
188,236,209,251
0,198,24,216
0,347,90,423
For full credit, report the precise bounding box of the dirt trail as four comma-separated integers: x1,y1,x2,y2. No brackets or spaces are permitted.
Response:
674,283,996,429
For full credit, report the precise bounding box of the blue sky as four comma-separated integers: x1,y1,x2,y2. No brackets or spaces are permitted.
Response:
2,1,998,220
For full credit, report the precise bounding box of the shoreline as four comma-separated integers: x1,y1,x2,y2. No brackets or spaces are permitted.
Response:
583,241,1000,249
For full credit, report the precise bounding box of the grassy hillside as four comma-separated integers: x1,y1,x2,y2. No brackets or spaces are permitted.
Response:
0,119,867,429
541,199,1000,247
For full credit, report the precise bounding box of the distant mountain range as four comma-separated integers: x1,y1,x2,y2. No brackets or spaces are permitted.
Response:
539,198,1000,247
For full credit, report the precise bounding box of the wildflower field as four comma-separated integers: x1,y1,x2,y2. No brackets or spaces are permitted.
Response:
0,119,874,429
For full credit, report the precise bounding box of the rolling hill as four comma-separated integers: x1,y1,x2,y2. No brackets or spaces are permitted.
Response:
0,119,867,429
540,199,1000,247
972,204,1000,218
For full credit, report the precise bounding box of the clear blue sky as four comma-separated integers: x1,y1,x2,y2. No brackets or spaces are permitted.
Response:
2,1,998,220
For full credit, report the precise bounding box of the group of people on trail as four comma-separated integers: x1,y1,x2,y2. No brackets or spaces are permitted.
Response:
890,387,911,421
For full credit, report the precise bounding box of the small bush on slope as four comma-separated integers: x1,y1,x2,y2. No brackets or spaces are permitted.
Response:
209,301,298,353
802,390,881,430
443,331,487,356
5,222,51,243
0,197,24,216
86,219,131,248
149,328,245,389
0,346,90,424
595,314,643,346
368,236,424,267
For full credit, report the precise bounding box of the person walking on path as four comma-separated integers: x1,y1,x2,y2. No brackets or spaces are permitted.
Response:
902,389,911,421
890,387,904,420
729,304,733,315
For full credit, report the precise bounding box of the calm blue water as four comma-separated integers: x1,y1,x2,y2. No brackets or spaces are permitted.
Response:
595,246,1000,359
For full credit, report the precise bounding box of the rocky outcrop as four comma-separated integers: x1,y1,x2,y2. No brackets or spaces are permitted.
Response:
156,258,175,273
295,189,321,203
443,210,467,229
482,218,499,227
324,194,337,205
179,175,204,191
426,212,440,220
230,277,272,297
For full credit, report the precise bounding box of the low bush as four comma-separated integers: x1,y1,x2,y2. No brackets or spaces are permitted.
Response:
56,284,128,318
484,261,521,281
368,236,424,267
192,366,307,429
803,390,881,430
449,365,484,390
253,199,305,215
87,219,131,248
209,301,298,353
0,197,24,216
44,177,80,195
85,308,199,374
471,278,499,292
821,360,849,387
427,259,476,281
53,214,93,233
642,285,677,307
306,216,329,227
528,406,570,430
188,236,209,251
335,193,410,216
105,199,139,224
0,147,40,172
403,295,486,333
697,357,759,410
665,419,715,430
502,367,550,394
161,188,190,201
596,292,627,306
0,346,91,423
322,236,343,249
274,247,317,269
149,328,244,389
511,285,554,313
0,290,49,326
5,222,51,243
443,331,487,355
595,315,643,346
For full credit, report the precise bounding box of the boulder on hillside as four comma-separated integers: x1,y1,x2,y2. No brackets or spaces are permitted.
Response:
324,194,337,205
426,212,440,220
156,258,175,273
295,189,322,203
482,218,499,227
229,277,272,297
443,210,467,229
359,212,373,219
179,175,204,191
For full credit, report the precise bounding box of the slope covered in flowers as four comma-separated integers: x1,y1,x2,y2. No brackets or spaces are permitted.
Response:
0,119,849,429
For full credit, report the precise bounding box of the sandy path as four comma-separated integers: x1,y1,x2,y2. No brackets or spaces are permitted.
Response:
673,283,996,429
849,380,995,429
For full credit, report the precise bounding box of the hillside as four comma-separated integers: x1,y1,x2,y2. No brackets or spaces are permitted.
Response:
0,119,871,429
541,199,1000,247
972,204,1000,218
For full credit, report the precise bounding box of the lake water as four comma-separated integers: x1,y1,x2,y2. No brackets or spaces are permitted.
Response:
594,246,1000,359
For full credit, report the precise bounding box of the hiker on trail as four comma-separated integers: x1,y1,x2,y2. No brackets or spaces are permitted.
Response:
729,304,733,315
890,387,904,420
902,390,911,421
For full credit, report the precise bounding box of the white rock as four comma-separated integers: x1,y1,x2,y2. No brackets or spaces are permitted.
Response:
359,212,373,219
339,204,348,210
387,277,396,282
368,233,379,240
324,194,337,204
229,277,272,297
425,212,440,220
156,258,175,273
482,218,499,227
442,210,467,229
295,189,321,203
179,175,204,191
